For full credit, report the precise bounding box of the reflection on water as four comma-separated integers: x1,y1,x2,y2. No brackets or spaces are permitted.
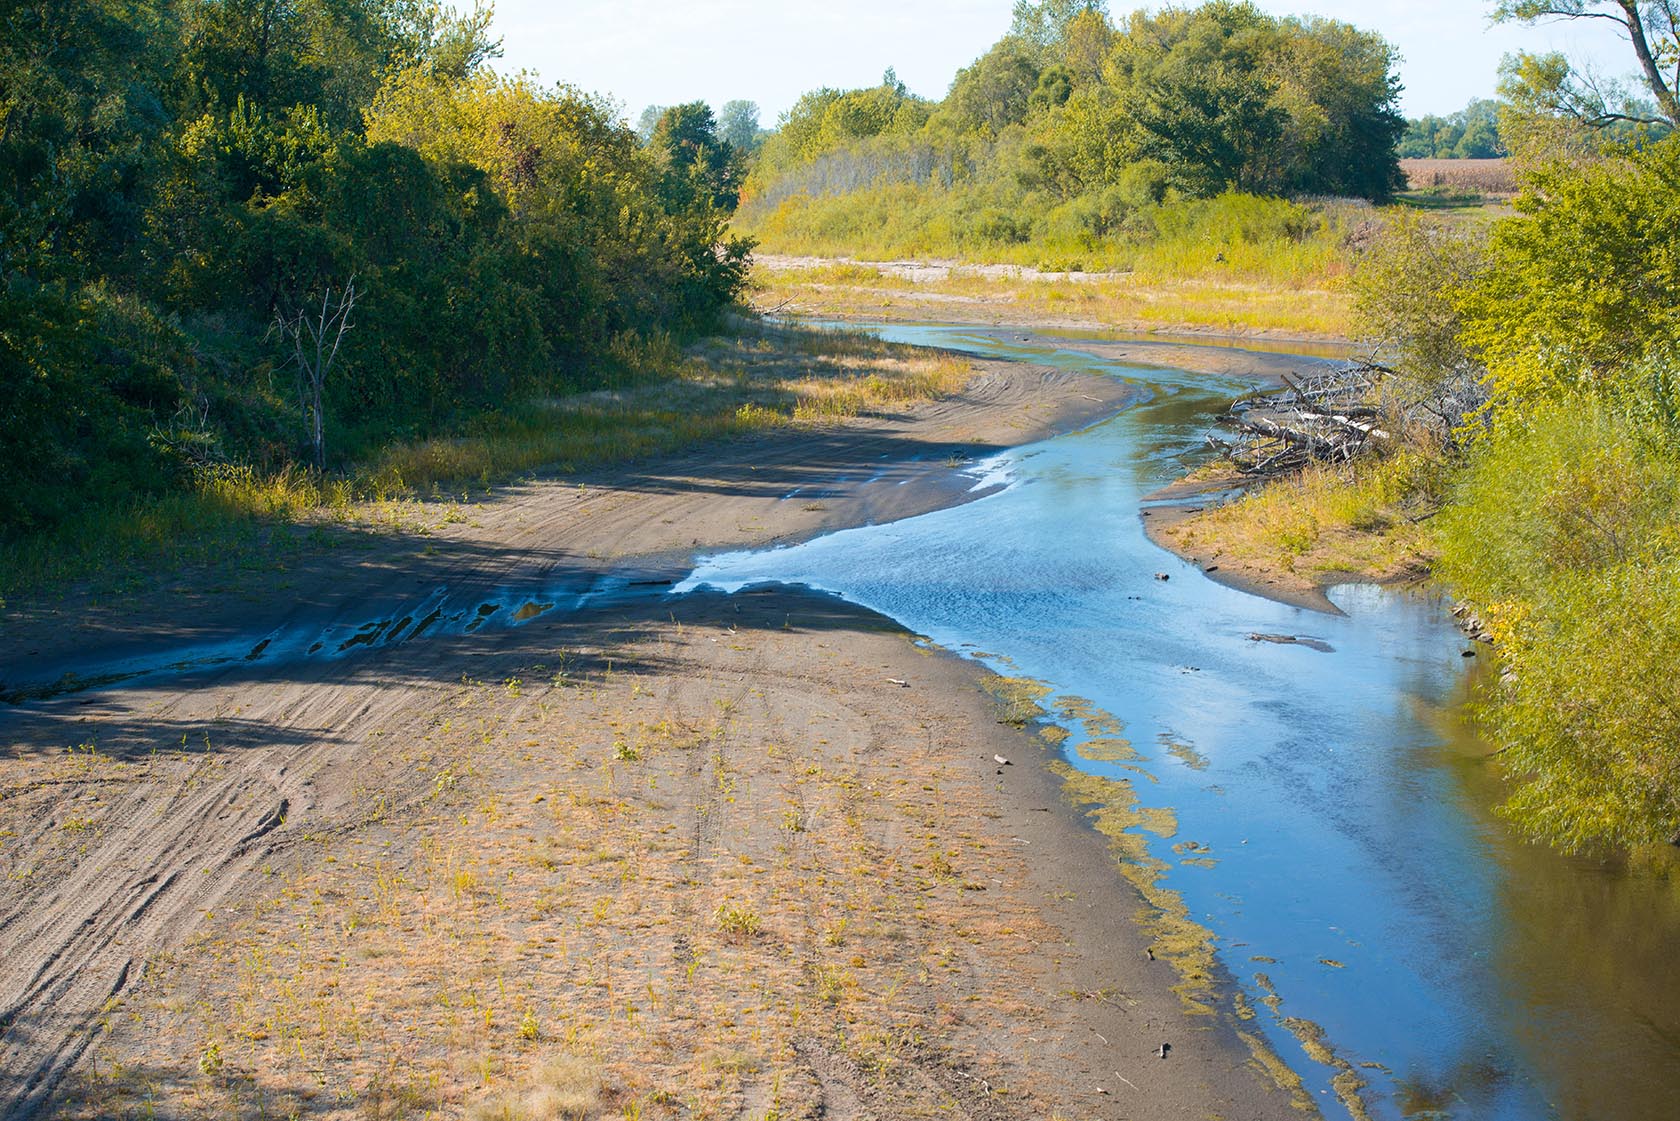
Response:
678,324,1680,1121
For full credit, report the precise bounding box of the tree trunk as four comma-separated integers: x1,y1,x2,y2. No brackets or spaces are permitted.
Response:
1618,1,1680,126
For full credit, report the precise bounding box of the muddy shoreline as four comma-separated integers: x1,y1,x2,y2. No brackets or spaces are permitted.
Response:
2,345,1307,1119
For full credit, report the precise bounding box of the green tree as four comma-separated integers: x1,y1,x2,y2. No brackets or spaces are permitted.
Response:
1494,1,1679,128
1011,0,1110,52
719,99,762,152
0,0,175,279
1458,134,1680,403
649,102,740,210
1115,4,1288,194
941,40,1042,134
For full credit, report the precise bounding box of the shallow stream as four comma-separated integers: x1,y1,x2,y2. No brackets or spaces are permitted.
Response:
677,324,1680,1121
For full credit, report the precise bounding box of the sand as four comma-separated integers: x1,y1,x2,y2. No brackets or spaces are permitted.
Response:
0,351,1308,1119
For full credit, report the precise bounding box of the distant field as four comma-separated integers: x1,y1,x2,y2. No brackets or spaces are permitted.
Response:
1400,158,1517,196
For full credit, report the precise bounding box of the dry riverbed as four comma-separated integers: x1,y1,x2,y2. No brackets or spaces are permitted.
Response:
1,342,1307,1120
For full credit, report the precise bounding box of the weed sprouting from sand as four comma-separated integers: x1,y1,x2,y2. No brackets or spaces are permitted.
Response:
714,902,762,941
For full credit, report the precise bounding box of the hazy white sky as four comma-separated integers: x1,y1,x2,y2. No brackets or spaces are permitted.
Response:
490,1,1635,124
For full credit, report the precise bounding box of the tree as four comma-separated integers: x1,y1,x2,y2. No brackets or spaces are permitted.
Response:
275,279,356,471
1011,0,1110,52
1458,133,1680,402
942,40,1042,133
649,102,739,210
635,104,668,143
0,0,175,280
718,100,762,152
1116,6,1288,194
1494,1,1680,127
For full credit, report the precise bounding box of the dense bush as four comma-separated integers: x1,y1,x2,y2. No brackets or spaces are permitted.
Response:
0,0,750,540
1436,393,1680,852
737,0,1405,263
1363,135,1680,853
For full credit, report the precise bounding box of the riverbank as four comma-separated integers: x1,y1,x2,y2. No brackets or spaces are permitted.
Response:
0,344,1306,1118
1140,456,1439,616
752,253,1355,341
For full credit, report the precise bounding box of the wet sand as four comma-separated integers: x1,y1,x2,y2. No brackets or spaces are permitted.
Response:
1,351,1306,1118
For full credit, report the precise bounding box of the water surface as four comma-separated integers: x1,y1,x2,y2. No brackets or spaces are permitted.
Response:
679,324,1680,1121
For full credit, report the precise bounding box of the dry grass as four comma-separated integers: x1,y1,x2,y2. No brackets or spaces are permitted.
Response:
754,265,1354,339
369,323,971,492
1399,158,1518,197
471,1056,602,1121
1156,451,1444,586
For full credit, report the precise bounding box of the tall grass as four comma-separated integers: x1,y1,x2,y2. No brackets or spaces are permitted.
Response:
739,186,1364,289
2,467,334,601
1162,449,1444,578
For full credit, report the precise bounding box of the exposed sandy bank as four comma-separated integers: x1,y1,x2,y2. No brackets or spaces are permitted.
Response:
0,350,1305,1119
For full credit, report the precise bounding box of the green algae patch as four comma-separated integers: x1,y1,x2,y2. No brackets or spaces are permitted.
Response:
1045,692,1318,1114
1249,977,1373,1118
984,675,1053,728
1075,736,1138,762
1282,1018,1375,1121
1163,735,1211,771
1053,696,1125,738
1239,1030,1319,1114
1283,1016,1339,1066
1135,805,1179,839
1051,762,1218,1016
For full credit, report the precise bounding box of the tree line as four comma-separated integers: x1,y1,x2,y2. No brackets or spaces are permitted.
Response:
734,0,1407,262
0,0,750,537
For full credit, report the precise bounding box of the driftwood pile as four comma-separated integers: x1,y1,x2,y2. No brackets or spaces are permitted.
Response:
1208,363,1390,475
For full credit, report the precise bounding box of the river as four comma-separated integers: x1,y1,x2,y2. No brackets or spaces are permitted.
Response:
676,323,1680,1121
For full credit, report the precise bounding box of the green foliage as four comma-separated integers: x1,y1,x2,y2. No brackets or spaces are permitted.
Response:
741,2,1405,266
1399,99,1506,159
1011,0,1110,52
1391,133,1680,854
1493,2,1678,130
0,278,193,532
1351,211,1487,393
1458,136,1680,403
649,102,741,210
0,0,749,548
756,75,931,176
0,0,177,278
749,176,1354,285
1435,393,1680,852
940,40,1042,135
718,100,763,153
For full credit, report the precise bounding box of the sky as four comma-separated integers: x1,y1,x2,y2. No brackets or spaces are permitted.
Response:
490,1,1637,126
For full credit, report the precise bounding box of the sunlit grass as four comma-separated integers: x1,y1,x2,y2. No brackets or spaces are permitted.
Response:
755,264,1353,338
1161,449,1445,579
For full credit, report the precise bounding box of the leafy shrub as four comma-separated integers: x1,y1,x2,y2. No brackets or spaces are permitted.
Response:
1435,395,1680,852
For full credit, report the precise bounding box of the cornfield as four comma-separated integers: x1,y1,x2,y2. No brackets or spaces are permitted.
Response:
1399,158,1517,196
